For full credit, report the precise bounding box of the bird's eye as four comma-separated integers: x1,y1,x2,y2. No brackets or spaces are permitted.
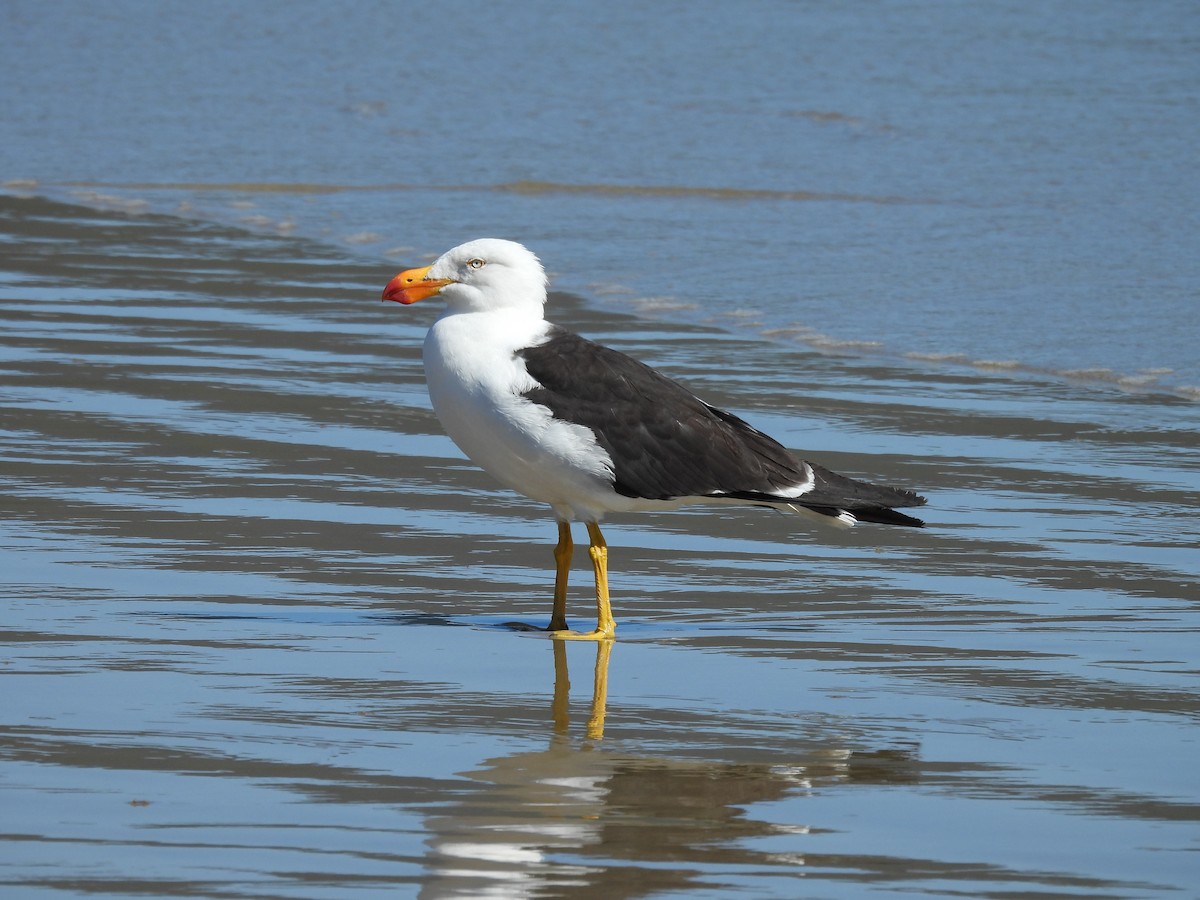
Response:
467,258,486,270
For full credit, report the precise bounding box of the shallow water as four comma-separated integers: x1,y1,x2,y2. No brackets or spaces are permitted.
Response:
4,1,1200,896
2,195,1199,897
4,0,1199,395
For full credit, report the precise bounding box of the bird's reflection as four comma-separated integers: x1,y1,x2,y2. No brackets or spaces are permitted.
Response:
420,640,921,897
550,638,611,740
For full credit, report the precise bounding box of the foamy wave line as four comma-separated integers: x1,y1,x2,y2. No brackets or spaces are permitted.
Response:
907,349,1196,400
50,178,927,207
762,317,1195,401
10,181,1193,402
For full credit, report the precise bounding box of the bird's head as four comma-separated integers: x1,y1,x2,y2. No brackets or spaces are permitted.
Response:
382,239,548,313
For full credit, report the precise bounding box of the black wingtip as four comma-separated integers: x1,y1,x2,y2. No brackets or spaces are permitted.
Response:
853,507,926,528
801,504,926,528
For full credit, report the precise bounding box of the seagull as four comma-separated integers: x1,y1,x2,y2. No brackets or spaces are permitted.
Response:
383,239,926,640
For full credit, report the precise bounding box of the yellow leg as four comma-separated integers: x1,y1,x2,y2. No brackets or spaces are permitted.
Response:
547,520,572,632
587,522,616,637
549,521,615,641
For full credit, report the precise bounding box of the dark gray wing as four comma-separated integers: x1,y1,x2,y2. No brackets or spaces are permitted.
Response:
520,327,925,525
518,328,813,501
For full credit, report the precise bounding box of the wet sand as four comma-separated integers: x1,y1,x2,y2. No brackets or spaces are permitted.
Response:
2,196,1198,897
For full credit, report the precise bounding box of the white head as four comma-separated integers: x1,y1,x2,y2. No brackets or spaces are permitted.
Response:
382,239,548,314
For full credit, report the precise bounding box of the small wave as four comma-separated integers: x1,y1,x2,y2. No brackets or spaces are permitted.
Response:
705,307,1199,401
68,189,150,214
496,179,924,206
2,178,39,195
50,178,929,207
971,359,1022,371
924,352,1197,400
904,351,971,364
806,336,884,351
630,296,699,313
342,231,387,245
15,183,1192,403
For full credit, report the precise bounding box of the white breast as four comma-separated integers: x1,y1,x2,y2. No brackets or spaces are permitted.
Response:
423,310,618,521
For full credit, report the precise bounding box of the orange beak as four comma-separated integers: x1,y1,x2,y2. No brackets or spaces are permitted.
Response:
382,265,455,305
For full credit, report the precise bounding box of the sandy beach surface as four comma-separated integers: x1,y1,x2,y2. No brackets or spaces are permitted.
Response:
2,195,1197,897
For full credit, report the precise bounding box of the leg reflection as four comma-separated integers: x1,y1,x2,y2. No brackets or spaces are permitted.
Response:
549,638,613,740
551,640,571,736
586,639,612,740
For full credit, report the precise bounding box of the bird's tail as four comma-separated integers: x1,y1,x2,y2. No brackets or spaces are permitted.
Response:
791,462,927,528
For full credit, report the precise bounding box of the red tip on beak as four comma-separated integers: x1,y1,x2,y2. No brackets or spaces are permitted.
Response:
382,265,453,305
